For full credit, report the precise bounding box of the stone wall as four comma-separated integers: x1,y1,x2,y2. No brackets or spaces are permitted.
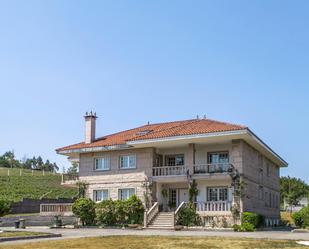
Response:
79,147,155,177
10,198,74,214
241,140,280,219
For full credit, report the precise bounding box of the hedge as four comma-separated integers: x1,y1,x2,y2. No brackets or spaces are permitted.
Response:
292,205,309,228
242,212,264,228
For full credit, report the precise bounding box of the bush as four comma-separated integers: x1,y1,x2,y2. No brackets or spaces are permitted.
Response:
292,206,309,228
125,195,144,225
96,199,116,225
114,200,126,224
233,222,255,232
0,199,10,217
177,207,200,226
72,198,96,226
242,212,264,228
95,195,145,226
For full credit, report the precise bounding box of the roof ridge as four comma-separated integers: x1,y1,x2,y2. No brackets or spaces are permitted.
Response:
197,118,246,128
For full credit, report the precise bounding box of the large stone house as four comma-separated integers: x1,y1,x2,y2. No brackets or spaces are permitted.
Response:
57,113,287,228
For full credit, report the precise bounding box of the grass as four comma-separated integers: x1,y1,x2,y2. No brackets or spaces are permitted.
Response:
3,213,40,218
0,236,306,249
0,167,78,202
0,231,48,238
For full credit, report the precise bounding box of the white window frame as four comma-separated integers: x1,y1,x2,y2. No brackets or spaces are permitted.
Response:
94,157,110,171
118,188,135,200
93,189,109,202
119,155,136,169
207,187,228,202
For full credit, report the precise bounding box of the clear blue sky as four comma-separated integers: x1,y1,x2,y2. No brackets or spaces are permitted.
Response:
0,1,308,181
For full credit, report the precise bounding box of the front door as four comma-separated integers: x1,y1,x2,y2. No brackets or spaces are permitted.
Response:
178,189,189,205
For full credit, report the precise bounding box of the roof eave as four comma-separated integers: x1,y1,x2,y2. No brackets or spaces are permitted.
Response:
56,144,132,155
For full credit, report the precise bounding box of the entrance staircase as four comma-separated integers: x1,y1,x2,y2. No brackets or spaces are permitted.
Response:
147,212,174,229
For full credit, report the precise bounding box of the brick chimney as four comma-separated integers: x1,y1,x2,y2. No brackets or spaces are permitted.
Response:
84,111,97,144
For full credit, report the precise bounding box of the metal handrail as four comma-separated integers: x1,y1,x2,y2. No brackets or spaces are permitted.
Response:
193,163,231,174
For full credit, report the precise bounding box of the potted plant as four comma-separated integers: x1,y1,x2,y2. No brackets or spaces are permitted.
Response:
168,201,176,211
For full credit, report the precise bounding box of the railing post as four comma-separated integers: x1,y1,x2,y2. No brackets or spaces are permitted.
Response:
144,211,148,228
61,174,64,184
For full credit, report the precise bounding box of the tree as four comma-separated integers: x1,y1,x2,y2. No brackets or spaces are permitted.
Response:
52,162,59,172
36,156,44,170
188,180,198,207
67,162,78,174
72,198,96,226
280,176,309,212
0,199,10,232
0,151,21,168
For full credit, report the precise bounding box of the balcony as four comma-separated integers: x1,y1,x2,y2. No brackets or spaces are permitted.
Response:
193,163,231,174
61,173,79,185
195,201,232,212
152,166,187,177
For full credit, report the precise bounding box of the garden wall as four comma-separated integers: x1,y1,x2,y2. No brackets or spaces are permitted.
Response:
10,198,75,214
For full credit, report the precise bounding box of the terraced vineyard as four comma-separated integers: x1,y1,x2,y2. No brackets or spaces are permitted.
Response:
0,167,78,202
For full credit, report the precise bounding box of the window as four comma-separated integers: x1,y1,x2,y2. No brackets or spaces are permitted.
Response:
266,163,270,177
118,188,135,200
119,155,136,169
94,157,110,171
208,152,229,164
258,186,264,200
207,187,228,201
93,190,108,202
265,192,268,207
169,189,177,205
165,154,184,166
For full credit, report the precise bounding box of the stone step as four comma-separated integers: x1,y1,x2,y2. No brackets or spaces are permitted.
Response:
148,224,174,228
150,221,173,224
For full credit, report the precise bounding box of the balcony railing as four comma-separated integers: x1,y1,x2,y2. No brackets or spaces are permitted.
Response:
40,203,73,216
193,163,231,174
152,166,187,177
194,201,231,212
61,173,79,184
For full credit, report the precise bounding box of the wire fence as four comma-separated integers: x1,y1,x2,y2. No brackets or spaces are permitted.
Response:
0,167,58,177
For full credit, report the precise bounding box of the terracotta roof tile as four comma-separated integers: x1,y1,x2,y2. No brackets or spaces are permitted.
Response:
56,118,246,152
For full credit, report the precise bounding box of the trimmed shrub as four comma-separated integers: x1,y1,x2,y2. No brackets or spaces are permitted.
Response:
96,199,116,225
95,196,145,226
125,195,144,225
0,199,10,217
177,207,200,226
292,206,309,228
114,200,126,224
72,198,96,226
242,212,264,228
233,222,255,232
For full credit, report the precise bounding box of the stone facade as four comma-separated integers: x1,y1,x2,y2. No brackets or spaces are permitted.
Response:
79,148,154,203
76,139,281,224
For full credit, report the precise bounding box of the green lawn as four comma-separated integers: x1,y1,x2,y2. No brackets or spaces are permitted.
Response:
0,236,306,249
0,231,48,238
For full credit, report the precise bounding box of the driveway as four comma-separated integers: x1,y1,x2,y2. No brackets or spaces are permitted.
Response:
1,227,309,245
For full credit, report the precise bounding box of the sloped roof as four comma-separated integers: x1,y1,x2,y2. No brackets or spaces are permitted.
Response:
56,118,246,152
